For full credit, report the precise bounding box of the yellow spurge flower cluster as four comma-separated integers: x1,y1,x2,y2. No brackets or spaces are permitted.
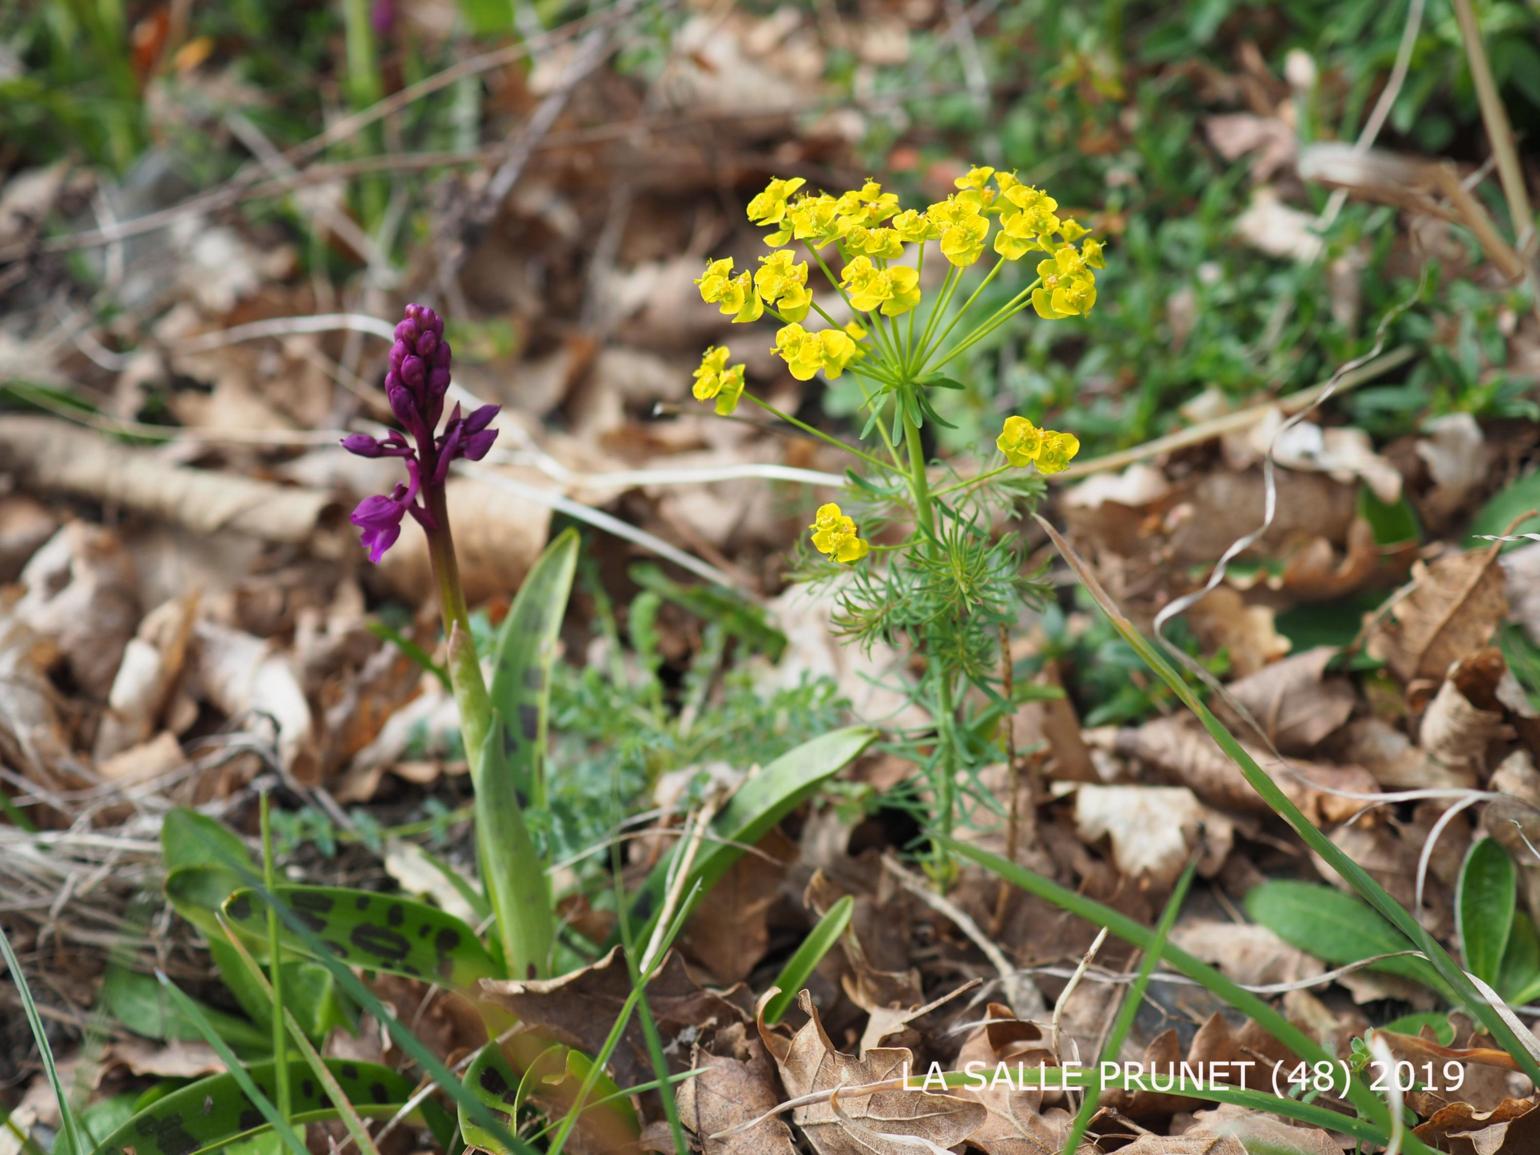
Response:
693,167,1102,404
996,416,1081,474
809,502,870,564
692,345,746,416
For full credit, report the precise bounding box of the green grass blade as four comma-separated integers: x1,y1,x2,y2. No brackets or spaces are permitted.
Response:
1035,512,1540,1085
1061,859,1196,1154
762,895,854,1026
215,916,384,1155
221,883,497,988
0,921,87,1155
260,793,291,1124
151,974,311,1155
90,1059,448,1155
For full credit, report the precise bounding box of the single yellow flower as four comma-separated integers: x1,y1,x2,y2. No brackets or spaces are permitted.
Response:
997,415,1044,466
1080,236,1105,270
891,209,936,243
956,165,995,191
692,346,747,414
774,322,823,381
746,176,806,228
718,270,765,323
840,256,889,312
817,327,862,378
1035,430,1081,474
1059,218,1089,243
755,251,812,320
695,257,736,304
786,194,839,246
809,502,870,564
882,266,921,316
930,197,990,266
1031,246,1096,319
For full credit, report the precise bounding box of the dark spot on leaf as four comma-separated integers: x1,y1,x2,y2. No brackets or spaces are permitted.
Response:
350,922,410,961
418,924,432,939
523,667,543,691
386,903,405,927
369,1082,389,1102
301,1079,316,1100
237,1109,264,1132
341,1063,360,1081
436,926,461,952
135,1111,201,1155
355,894,371,911
480,1064,511,1097
227,895,253,921
291,889,334,932
518,703,540,742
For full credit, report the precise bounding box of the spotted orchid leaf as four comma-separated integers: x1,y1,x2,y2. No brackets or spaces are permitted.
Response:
90,1059,451,1155
220,884,497,989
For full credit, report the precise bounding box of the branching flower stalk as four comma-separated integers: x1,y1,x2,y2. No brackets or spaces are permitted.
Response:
694,167,1098,880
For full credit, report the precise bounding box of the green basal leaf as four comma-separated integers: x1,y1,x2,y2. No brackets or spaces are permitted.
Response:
221,884,496,989
1378,1012,1456,1046
1499,912,1540,1005
1245,881,1452,998
91,1060,451,1155
1458,838,1517,986
762,895,853,1025
162,811,351,1040
624,726,876,941
99,967,269,1054
488,527,579,807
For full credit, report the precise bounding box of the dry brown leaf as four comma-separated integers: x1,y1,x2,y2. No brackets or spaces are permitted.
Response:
1414,1097,1540,1155
1217,646,1355,754
1419,648,1518,784
1235,188,1323,262
1114,1137,1246,1154
15,522,139,700
1503,543,1540,646
0,615,80,796
0,417,343,554
1275,516,1391,601
189,622,317,783
94,593,200,761
1418,413,1488,525
1229,409,1401,503
481,948,747,1092
1099,714,1379,825
680,1042,798,1155
951,1003,1081,1155
1367,546,1508,683
1179,1103,1338,1154
1332,716,1468,789
0,496,58,583
1070,785,1233,886
1186,587,1290,678
1168,920,1322,989
757,990,985,1155
1204,113,1296,180
684,828,793,985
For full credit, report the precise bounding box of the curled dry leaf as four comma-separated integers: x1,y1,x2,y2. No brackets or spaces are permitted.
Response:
756,989,985,1155
1414,1097,1540,1155
1234,187,1324,262
1332,716,1466,790
1367,545,1508,684
1216,646,1355,753
0,496,58,583
1275,516,1389,601
0,616,78,793
1203,113,1296,180
1070,784,1234,887
1098,714,1379,825
15,522,138,700
94,593,200,761
1420,648,1524,784
1417,413,1488,526
189,622,317,783
0,417,344,554
1504,544,1540,647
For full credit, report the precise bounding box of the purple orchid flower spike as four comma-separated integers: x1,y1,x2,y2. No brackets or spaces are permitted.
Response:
343,304,499,563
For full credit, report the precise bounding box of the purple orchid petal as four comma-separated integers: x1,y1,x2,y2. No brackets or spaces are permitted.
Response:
341,433,385,457
464,403,499,433
462,427,498,461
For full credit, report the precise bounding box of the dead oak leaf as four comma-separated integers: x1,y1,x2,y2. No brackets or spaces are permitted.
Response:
1367,546,1508,684
1216,646,1356,754
1415,1097,1540,1155
480,948,747,1092
952,1004,1083,1155
757,990,984,1155
680,1043,797,1155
